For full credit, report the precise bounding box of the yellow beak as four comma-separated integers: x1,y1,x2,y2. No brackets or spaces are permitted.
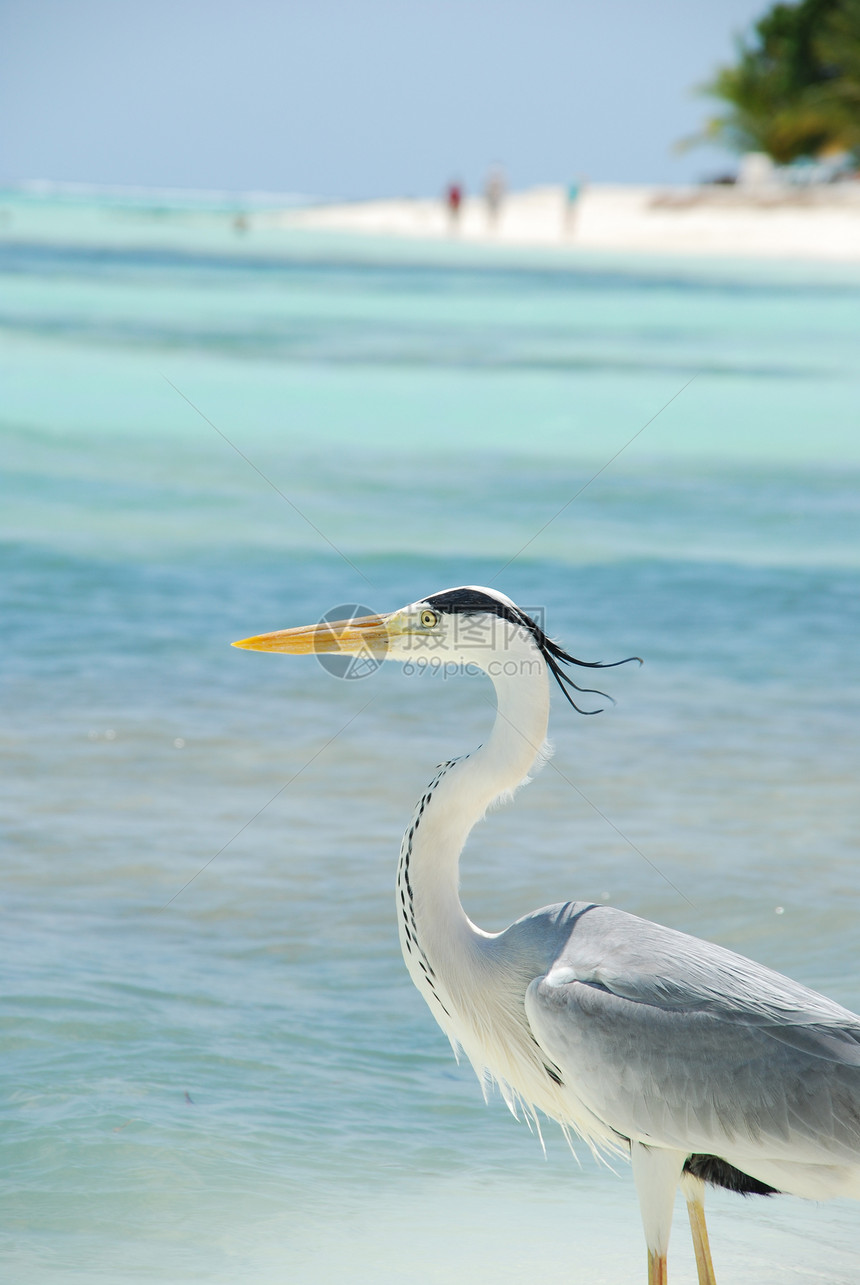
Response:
232,613,392,657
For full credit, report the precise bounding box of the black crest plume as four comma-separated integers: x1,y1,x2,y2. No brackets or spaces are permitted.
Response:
424,588,642,715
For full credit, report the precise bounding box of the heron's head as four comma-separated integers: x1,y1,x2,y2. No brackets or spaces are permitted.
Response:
233,585,638,714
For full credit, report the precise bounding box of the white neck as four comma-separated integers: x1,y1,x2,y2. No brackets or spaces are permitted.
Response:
395,638,551,1025
393,622,620,1147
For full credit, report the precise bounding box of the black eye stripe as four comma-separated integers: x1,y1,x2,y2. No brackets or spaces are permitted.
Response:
422,587,640,715
424,588,524,630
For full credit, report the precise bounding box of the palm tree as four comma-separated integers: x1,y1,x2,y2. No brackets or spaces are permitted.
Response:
692,0,860,163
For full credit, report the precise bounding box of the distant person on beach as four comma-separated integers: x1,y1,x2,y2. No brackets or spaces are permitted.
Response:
446,181,463,231
484,166,505,230
565,177,585,234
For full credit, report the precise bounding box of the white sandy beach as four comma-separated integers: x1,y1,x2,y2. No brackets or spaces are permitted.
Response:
273,182,860,261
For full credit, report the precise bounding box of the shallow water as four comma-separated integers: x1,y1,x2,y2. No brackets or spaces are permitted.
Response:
2,193,859,1282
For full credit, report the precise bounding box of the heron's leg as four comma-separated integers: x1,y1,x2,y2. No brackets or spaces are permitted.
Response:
680,1173,718,1285
646,1247,668,1285
630,1143,686,1285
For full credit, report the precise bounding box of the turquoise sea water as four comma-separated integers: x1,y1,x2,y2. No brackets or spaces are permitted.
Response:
2,192,859,1283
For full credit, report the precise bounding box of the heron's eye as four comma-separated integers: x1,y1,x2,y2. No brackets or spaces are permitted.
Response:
420,610,438,629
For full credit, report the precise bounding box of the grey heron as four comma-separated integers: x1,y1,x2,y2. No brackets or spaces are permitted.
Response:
234,585,860,1285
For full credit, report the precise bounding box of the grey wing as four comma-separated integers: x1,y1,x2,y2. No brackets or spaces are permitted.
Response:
523,905,860,1169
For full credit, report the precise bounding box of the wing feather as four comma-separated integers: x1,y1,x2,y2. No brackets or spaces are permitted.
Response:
520,904,860,1169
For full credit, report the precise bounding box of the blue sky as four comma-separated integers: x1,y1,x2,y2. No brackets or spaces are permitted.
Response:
1,0,769,198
